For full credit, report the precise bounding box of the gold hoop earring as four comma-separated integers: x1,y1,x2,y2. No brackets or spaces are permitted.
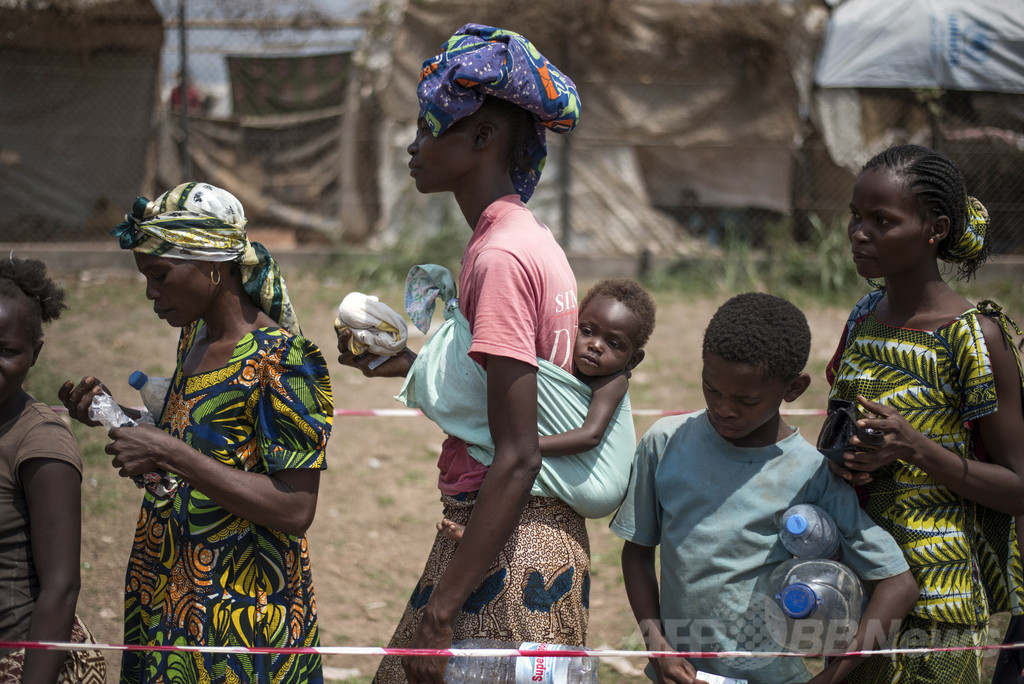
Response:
210,268,221,286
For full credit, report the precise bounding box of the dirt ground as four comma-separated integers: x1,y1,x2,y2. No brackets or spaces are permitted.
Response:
24,263,1019,683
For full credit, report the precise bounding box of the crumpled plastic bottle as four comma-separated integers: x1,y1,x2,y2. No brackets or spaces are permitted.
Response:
89,392,178,499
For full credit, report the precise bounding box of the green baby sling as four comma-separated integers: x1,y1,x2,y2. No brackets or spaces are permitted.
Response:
397,264,636,519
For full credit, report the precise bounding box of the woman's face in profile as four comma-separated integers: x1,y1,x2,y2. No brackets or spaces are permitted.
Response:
134,253,215,328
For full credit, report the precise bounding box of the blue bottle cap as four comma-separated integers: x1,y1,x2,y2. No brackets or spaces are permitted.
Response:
785,514,809,535
128,370,148,390
778,583,820,619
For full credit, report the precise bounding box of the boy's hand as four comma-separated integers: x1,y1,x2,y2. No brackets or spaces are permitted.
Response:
826,459,873,486
651,655,709,684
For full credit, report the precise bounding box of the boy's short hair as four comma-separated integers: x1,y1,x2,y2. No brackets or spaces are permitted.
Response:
580,278,656,348
702,292,810,380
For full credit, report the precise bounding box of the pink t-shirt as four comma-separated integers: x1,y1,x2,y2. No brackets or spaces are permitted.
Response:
438,195,578,494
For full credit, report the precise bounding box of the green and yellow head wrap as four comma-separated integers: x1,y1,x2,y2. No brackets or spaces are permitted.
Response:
943,196,988,264
111,182,299,334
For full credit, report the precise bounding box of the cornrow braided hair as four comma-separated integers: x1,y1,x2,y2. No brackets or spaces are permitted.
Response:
862,144,989,280
0,255,67,342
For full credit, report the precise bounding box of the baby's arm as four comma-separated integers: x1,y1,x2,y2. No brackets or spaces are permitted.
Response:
806,569,918,683
539,372,629,457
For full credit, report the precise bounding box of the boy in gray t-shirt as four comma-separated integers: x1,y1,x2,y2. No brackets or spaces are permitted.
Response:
611,293,918,684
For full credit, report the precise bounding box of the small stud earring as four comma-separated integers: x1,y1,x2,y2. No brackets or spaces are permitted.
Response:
928,238,935,245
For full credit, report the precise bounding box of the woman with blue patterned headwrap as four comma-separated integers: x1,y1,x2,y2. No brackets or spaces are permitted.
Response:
59,182,333,684
416,23,580,202
337,24,586,684
825,145,1024,684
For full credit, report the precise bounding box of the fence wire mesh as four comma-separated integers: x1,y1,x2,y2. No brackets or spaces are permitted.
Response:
2,0,1022,258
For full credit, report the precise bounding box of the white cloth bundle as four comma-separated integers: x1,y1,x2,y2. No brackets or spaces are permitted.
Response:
335,292,408,368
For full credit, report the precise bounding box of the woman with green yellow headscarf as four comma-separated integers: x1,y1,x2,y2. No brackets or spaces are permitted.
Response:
59,182,333,684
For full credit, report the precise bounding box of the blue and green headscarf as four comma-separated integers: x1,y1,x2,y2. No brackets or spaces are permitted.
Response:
111,182,299,335
417,24,581,202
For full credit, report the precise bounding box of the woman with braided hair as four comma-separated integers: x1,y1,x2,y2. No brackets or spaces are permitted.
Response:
825,144,1024,682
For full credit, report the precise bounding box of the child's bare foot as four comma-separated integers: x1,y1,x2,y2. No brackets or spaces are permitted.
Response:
436,517,465,542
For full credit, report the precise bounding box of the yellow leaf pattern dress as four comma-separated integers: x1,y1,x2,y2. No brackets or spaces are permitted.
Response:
120,322,332,684
826,290,1023,682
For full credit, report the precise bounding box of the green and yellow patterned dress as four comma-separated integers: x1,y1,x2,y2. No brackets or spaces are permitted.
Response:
121,322,332,684
826,289,1023,682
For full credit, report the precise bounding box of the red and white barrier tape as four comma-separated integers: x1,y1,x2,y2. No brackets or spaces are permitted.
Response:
51,406,828,418
2,640,1023,659
328,408,828,418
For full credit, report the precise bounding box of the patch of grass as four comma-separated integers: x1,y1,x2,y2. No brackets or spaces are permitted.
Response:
645,212,865,306
83,474,128,517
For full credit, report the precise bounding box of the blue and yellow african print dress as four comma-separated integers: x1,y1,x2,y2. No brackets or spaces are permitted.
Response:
826,289,1023,627
121,323,332,684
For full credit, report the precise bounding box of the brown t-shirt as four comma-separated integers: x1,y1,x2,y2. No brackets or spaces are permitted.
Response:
0,401,82,642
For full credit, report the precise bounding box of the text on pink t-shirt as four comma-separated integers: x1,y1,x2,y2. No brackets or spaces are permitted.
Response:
437,195,577,494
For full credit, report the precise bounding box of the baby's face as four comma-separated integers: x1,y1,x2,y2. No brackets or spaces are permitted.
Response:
573,296,641,378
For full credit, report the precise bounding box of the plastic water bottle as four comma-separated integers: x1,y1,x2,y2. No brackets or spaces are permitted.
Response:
444,638,599,683
764,558,866,654
89,392,178,500
128,370,172,424
778,504,841,560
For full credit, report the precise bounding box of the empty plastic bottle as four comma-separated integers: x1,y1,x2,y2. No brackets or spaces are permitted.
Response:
89,391,178,499
128,370,172,424
778,503,841,560
444,638,599,683
764,558,866,654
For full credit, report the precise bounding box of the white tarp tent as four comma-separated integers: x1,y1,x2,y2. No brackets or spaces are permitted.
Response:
815,0,1024,94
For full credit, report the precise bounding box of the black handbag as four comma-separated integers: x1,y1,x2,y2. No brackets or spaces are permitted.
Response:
817,399,884,463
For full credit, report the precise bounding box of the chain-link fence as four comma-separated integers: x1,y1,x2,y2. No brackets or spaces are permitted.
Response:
2,0,1022,258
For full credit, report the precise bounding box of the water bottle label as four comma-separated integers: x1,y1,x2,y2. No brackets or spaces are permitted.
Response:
514,642,570,683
